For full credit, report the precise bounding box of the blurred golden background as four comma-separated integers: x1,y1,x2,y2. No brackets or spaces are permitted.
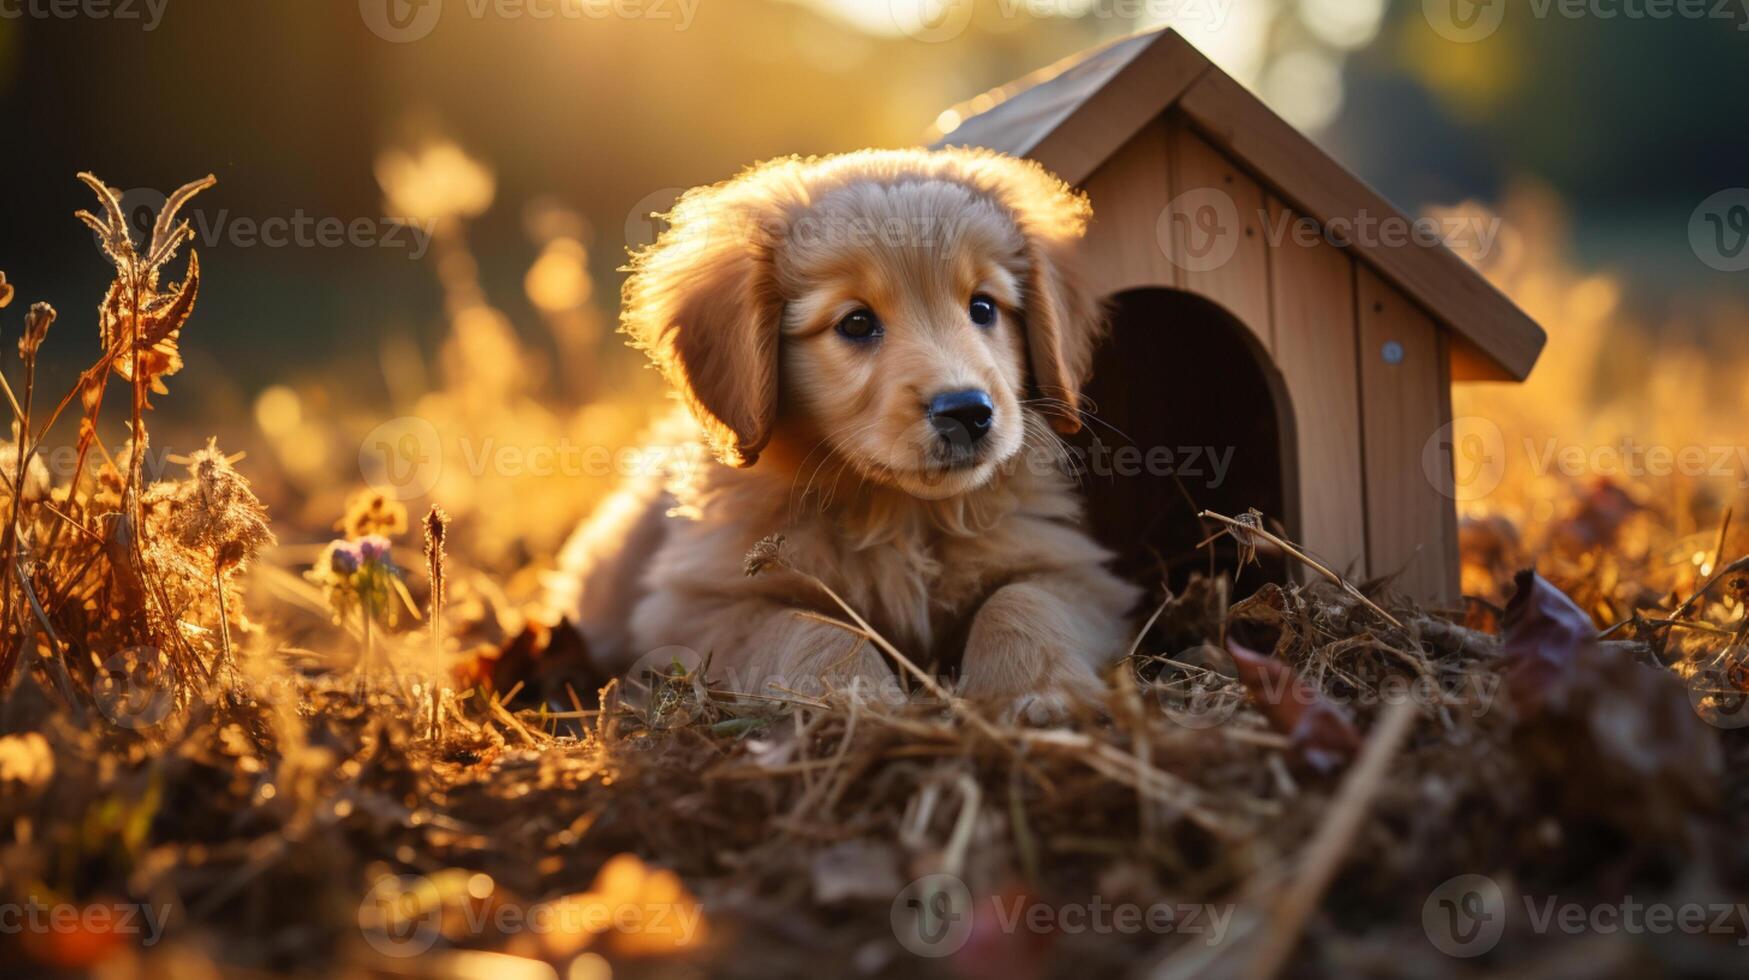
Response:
2,0,1746,601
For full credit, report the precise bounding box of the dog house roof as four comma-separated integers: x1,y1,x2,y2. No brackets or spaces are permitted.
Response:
932,28,1545,382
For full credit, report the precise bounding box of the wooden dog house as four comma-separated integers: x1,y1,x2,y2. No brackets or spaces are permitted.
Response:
934,29,1546,604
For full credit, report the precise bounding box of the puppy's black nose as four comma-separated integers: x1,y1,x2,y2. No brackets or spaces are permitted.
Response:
928,389,994,445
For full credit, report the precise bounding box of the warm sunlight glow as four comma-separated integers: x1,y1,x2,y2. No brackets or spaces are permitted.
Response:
790,0,935,36
377,140,497,225
1261,49,1343,131
526,239,593,312
1298,0,1385,50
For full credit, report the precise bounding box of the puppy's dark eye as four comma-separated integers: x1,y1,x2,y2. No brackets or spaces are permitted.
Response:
836,308,882,342
969,294,998,328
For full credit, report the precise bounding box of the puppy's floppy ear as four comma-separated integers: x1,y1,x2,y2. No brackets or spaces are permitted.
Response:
622,184,783,467
1020,232,1104,435
963,152,1106,435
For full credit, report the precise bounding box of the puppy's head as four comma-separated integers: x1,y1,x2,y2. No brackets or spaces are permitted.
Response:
624,148,1103,499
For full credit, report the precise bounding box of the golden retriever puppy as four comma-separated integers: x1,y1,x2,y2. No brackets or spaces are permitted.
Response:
547,148,1140,723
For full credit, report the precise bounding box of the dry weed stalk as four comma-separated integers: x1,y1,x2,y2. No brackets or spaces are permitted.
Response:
424,505,451,737
0,173,276,719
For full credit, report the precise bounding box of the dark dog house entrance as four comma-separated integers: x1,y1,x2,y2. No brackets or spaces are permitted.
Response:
1071,288,1299,593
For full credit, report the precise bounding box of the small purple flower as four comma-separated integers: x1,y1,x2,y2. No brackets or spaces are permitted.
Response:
327,540,363,575
358,535,393,566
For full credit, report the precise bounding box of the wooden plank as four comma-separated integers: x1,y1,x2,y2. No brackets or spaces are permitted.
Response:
1448,334,1516,382
937,32,1162,159
1435,333,1460,599
1266,196,1368,579
1356,266,1460,605
1177,66,1545,382
937,29,1210,187
1029,31,1208,186
1164,118,1273,353
1078,118,1177,296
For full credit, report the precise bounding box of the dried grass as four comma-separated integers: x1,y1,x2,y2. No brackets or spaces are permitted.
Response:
0,166,1744,980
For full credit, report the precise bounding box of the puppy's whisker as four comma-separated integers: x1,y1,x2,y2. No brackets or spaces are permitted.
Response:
789,419,887,520
794,444,844,520
1021,398,1136,449
788,420,871,512
1020,413,1083,485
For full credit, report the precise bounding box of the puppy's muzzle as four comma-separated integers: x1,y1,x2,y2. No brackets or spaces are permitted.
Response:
927,389,995,449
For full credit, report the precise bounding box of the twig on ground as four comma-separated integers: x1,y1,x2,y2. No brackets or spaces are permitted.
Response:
1242,698,1421,980
1200,509,1407,631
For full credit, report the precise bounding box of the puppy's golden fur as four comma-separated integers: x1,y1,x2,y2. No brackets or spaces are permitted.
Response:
549,148,1140,722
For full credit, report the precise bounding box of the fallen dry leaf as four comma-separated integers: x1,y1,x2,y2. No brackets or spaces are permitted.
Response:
1499,568,1595,715
1227,639,1361,776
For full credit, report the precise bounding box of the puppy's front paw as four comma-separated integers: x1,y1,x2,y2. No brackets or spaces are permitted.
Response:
958,583,1108,725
